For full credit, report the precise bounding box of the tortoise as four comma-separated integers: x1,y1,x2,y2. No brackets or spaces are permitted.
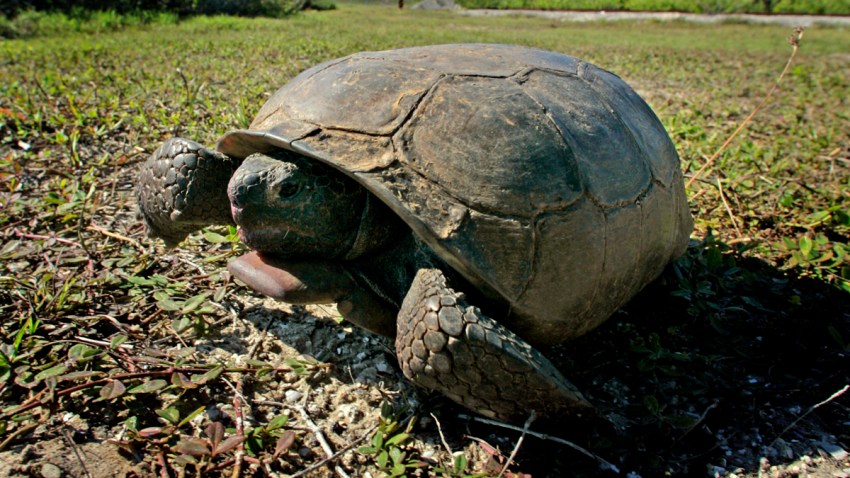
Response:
137,43,693,422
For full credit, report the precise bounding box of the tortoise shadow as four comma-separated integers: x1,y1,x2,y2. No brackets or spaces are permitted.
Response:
230,238,849,477
520,237,850,476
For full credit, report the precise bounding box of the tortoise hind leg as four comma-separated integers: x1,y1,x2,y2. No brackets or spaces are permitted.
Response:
396,269,593,423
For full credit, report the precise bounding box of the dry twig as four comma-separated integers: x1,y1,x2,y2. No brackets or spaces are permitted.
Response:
498,411,536,477
290,424,378,478
459,414,620,473
297,404,350,478
686,27,805,190
770,384,849,447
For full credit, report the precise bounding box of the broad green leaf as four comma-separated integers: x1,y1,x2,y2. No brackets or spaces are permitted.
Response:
267,414,289,431
385,433,409,447
128,379,168,394
171,372,198,389
68,344,98,362
390,462,405,476
389,446,404,465
156,407,180,425
157,298,182,311
191,366,223,385
110,335,128,349
128,276,155,286
203,231,226,243
171,317,192,333
35,364,68,381
799,235,813,258
60,371,102,381
453,453,467,472
182,292,209,314
124,416,138,432
372,432,384,449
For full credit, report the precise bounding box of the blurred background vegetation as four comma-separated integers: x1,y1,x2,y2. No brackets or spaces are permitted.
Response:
453,0,850,13
2,0,848,39
0,0,337,38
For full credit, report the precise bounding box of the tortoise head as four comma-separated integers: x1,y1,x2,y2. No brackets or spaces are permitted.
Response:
227,151,401,260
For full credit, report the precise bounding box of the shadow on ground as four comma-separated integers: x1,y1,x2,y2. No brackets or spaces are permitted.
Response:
471,237,850,476
238,236,850,477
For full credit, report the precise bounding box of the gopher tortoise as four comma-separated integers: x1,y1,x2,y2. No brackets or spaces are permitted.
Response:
137,43,692,422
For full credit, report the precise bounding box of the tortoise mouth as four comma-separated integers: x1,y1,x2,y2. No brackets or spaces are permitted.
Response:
236,225,354,260
237,227,297,257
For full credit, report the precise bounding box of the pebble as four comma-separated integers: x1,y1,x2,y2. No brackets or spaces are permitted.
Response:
39,463,62,478
285,390,303,403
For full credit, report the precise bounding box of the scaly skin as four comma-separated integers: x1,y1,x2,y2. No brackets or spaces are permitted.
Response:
396,269,593,422
137,138,238,246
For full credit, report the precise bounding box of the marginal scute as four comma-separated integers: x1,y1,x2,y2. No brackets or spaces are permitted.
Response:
588,202,644,336
638,183,676,287
514,199,606,345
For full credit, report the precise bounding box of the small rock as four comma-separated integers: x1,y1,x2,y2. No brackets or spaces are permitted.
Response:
375,360,390,373
39,463,63,478
285,390,303,403
355,366,378,384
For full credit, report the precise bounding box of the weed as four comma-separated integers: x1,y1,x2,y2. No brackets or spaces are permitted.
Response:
0,4,848,477
358,402,424,477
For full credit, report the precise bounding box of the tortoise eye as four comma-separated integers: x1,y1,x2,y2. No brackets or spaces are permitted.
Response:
278,182,301,199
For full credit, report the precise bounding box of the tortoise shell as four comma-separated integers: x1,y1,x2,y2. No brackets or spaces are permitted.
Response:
216,43,692,346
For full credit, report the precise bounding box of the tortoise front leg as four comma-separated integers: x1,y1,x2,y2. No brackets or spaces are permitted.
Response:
396,269,593,422
137,137,239,246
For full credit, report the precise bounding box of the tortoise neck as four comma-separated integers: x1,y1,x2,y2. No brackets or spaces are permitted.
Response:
344,194,408,260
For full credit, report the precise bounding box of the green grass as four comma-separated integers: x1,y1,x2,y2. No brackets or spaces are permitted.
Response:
1,3,849,476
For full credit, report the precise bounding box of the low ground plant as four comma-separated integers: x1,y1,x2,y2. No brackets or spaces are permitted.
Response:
0,3,847,476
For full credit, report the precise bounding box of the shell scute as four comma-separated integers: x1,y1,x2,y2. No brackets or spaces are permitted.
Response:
397,75,583,217
521,70,652,207
514,200,605,344
578,64,679,187
255,57,439,135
